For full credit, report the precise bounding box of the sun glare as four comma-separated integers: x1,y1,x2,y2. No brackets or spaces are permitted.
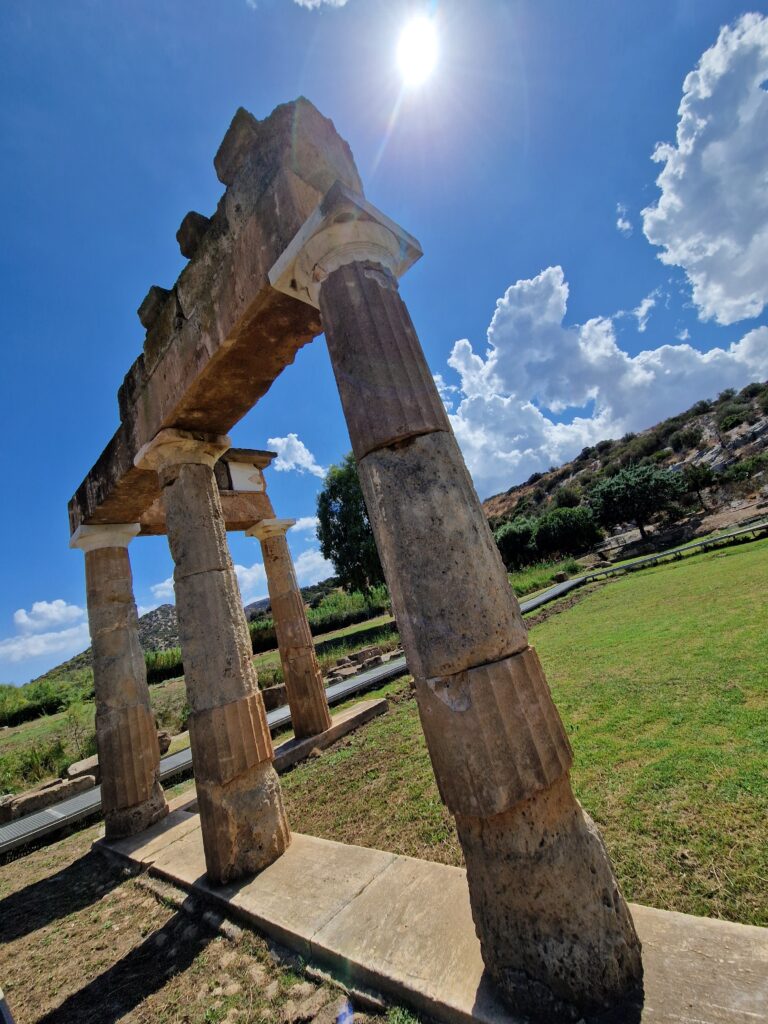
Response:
396,15,438,87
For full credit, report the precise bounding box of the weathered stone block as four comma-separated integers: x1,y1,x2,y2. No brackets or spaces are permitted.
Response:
0,774,96,823
137,285,171,330
173,567,259,711
416,647,572,818
196,760,291,885
187,693,273,787
161,463,232,579
357,431,528,679
177,210,211,259
97,702,161,812
456,776,643,1018
320,261,450,459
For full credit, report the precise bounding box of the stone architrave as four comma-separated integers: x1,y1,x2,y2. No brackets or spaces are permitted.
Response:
135,428,290,884
70,523,168,838
246,518,332,739
269,184,643,1018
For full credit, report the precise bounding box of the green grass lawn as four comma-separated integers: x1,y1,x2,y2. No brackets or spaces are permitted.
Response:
282,537,768,926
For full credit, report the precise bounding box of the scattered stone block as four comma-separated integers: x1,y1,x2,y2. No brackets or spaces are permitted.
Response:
553,571,569,582
0,774,96,823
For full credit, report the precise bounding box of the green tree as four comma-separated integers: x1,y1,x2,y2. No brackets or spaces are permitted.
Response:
683,463,715,509
494,517,537,570
589,464,685,540
316,453,384,592
534,506,603,557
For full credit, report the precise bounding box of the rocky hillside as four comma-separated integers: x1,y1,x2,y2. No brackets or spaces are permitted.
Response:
483,382,768,524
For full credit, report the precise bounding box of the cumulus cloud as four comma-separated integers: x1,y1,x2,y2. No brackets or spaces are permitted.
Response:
446,265,768,495
267,433,326,478
616,203,633,237
234,562,268,604
433,373,459,411
291,516,319,534
150,577,175,601
232,547,332,603
641,13,768,325
13,599,84,633
0,621,90,665
293,548,334,584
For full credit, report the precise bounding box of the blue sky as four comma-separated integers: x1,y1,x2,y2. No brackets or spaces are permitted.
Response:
1,0,767,683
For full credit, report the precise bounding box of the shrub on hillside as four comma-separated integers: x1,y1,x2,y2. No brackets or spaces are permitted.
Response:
669,425,704,452
717,402,755,433
534,506,603,558
494,518,538,570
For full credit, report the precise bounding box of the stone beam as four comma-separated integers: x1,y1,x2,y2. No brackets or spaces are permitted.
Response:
135,448,277,535
68,99,361,535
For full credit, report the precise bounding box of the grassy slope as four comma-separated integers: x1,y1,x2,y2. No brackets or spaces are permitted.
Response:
282,538,768,925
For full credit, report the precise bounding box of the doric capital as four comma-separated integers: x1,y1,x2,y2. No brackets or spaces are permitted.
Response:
269,181,422,309
134,428,231,473
246,517,296,541
70,523,140,552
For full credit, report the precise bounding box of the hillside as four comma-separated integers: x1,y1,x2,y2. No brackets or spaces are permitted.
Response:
483,382,768,525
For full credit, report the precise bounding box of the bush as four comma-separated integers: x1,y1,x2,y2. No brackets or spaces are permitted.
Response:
739,382,763,400
669,425,703,452
552,486,580,508
717,402,754,433
494,518,537,570
0,737,69,795
534,506,603,558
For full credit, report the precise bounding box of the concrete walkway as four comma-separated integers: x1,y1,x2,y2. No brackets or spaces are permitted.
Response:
101,806,768,1024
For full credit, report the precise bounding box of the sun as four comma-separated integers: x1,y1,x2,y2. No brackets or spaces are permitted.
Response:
396,15,438,88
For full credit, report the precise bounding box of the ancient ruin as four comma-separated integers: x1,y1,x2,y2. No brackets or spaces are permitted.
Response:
69,99,642,1016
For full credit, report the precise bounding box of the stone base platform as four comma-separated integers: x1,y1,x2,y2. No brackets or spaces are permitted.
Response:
99,804,767,1024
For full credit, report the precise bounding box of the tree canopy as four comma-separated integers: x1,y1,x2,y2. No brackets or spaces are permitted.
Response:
589,464,684,539
316,453,385,592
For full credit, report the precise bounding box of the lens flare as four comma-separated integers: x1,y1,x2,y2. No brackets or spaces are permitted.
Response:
397,15,438,87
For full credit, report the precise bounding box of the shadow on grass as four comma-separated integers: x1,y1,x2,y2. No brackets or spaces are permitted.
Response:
0,849,124,944
36,909,215,1024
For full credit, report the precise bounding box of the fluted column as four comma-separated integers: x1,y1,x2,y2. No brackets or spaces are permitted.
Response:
70,523,168,838
246,518,332,739
269,184,642,1019
135,428,290,884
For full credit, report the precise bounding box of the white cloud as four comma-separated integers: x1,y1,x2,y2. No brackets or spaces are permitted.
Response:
233,562,268,604
150,577,175,601
433,373,459,411
291,516,319,534
293,548,335,585
641,13,768,325
633,291,658,333
292,0,349,7
267,433,326,478
232,546,332,603
13,599,84,634
616,203,633,237
446,265,768,495
0,622,91,665
677,327,691,341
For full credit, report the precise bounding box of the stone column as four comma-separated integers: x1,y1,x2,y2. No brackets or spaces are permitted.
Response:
70,524,168,838
246,518,332,739
269,184,642,1019
135,429,290,884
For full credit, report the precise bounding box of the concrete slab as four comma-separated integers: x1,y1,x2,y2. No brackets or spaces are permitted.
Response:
100,825,768,1024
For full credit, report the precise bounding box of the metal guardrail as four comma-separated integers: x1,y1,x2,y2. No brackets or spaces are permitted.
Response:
0,657,409,858
3,518,766,859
